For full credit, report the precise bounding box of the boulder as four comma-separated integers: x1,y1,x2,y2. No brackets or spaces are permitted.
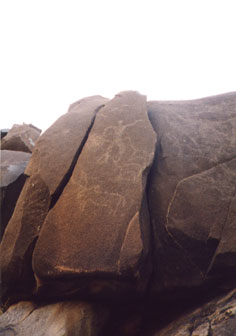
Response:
147,92,236,293
32,91,156,299
154,288,236,336
0,301,108,336
0,150,31,240
1,124,41,153
0,96,108,302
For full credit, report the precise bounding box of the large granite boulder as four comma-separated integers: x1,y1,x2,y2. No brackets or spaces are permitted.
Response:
0,150,31,240
147,92,236,293
0,301,108,336
0,96,108,301
32,91,156,299
1,124,41,153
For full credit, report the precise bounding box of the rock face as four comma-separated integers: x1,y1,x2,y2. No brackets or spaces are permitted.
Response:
0,301,108,336
147,92,236,293
1,124,41,153
0,150,31,240
0,96,108,301
0,91,236,336
32,91,156,298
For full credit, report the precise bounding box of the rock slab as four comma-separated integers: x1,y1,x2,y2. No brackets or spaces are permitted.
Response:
154,288,236,336
0,96,108,302
0,301,108,336
1,124,41,153
33,91,156,298
148,92,236,292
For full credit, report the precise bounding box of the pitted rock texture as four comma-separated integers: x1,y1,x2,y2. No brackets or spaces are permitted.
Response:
32,91,156,298
154,288,236,336
0,301,108,336
0,150,31,240
1,124,41,153
0,96,108,301
147,92,236,292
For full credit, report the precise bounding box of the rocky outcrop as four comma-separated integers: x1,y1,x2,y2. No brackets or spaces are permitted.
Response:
147,92,236,293
1,124,41,153
0,96,108,301
0,91,236,335
0,301,108,336
0,150,31,240
32,91,156,299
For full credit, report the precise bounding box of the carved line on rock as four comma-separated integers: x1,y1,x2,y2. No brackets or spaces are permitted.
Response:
49,104,107,209
166,157,236,278
117,212,139,274
206,184,236,275
166,155,236,221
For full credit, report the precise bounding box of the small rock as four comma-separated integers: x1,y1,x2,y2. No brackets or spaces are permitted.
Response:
1,123,41,153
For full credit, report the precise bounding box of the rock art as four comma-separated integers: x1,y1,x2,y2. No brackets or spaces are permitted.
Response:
1,124,41,153
0,301,108,336
0,91,236,336
0,96,108,301
32,91,156,298
0,150,31,240
147,92,236,292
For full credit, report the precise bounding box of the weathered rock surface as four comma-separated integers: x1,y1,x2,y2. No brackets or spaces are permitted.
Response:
147,92,236,292
32,91,156,298
154,288,236,336
0,96,108,301
1,91,236,336
1,124,41,153
0,300,108,336
0,150,31,240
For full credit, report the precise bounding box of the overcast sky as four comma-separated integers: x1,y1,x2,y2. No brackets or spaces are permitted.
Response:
1,0,236,132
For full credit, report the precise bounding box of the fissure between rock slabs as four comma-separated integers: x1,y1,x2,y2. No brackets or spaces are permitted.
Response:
49,104,106,210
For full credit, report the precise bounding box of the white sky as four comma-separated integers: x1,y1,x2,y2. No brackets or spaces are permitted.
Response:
1,0,236,132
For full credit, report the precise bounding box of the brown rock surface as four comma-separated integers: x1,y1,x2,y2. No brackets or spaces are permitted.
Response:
0,301,108,336
32,91,156,298
0,96,108,301
1,124,41,153
147,92,236,292
0,150,31,240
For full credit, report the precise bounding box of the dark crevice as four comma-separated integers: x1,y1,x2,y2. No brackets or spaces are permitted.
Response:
142,150,159,298
143,107,159,298
49,104,105,209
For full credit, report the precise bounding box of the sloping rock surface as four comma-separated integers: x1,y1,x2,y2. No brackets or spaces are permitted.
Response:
147,92,236,292
1,124,41,153
0,96,108,301
0,150,31,240
154,288,236,336
32,91,156,298
0,301,108,336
